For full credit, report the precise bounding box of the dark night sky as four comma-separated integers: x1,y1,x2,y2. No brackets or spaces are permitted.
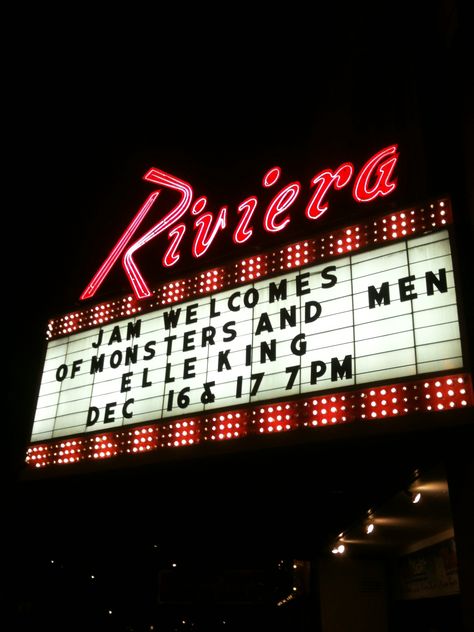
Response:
5,9,474,631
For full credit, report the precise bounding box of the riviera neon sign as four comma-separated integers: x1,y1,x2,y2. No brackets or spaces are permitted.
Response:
81,144,399,301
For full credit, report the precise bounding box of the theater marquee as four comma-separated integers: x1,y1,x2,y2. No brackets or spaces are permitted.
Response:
32,229,463,443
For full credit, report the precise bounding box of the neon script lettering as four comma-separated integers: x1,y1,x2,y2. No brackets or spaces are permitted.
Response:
81,144,399,300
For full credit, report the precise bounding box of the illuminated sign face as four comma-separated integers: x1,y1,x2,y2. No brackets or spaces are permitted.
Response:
32,230,462,442
80,145,399,301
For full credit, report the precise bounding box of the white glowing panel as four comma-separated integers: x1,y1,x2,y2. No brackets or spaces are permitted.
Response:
31,231,463,441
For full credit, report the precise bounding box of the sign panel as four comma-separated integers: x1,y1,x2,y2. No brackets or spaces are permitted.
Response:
397,538,459,599
31,230,463,442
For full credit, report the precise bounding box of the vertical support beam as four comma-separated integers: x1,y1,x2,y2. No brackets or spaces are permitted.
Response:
446,447,474,632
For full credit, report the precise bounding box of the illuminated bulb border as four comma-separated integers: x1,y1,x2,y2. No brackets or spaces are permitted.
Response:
46,199,452,340
26,371,472,469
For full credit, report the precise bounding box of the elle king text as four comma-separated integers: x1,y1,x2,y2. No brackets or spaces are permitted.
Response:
53,264,449,428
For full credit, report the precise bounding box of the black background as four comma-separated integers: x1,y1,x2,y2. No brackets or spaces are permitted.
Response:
6,4,474,629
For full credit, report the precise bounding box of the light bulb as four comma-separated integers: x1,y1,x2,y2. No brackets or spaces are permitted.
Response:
366,523,375,534
412,492,421,504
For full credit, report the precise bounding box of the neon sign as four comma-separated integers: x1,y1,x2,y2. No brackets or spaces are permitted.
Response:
81,145,399,301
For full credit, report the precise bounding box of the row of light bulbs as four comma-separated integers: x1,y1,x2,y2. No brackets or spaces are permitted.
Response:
331,489,422,555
